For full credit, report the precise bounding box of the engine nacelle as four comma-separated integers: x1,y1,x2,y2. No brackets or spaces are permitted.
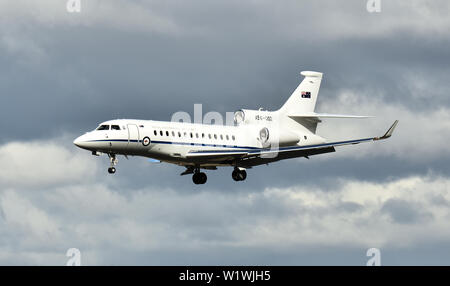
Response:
257,127,271,148
257,127,300,148
234,109,300,147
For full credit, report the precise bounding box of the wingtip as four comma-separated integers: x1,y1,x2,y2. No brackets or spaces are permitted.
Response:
374,120,399,141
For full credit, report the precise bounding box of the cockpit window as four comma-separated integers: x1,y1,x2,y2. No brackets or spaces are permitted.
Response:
97,125,110,130
111,125,121,130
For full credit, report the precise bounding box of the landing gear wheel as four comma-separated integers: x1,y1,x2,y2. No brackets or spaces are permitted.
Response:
199,172,207,184
232,169,247,181
232,169,240,181
192,172,207,184
107,154,118,174
192,173,200,184
239,169,247,181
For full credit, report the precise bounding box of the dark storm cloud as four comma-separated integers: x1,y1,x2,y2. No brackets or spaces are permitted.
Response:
1,0,450,142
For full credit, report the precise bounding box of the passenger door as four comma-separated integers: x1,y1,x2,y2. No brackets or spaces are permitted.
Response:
127,124,140,148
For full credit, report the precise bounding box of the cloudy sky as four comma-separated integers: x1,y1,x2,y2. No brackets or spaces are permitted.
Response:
1,0,450,265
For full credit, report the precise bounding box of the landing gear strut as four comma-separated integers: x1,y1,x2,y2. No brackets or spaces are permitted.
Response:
108,154,118,174
192,168,207,185
232,168,247,181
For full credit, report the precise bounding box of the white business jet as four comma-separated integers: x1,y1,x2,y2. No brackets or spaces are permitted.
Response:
74,71,398,184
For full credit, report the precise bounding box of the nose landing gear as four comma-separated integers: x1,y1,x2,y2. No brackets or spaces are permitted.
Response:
107,154,118,174
232,168,247,181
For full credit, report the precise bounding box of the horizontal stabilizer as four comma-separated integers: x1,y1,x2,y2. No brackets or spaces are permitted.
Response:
289,112,373,119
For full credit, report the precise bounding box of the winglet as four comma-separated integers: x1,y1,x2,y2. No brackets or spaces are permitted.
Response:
374,120,399,141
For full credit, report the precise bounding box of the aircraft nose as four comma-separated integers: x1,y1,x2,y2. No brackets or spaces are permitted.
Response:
73,135,87,149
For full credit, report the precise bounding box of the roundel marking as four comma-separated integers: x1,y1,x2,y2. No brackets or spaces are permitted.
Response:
142,136,151,146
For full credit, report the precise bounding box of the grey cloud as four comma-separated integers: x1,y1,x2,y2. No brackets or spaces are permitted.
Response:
1,0,450,265
336,201,364,213
2,166,450,265
1,0,450,143
381,199,433,224
429,194,450,207
0,204,4,220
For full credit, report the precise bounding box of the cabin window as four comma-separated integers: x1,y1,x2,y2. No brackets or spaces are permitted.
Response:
111,125,121,130
304,136,307,140
154,130,157,136
166,131,169,136
190,132,193,138
214,134,217,139
184,132,187,137
159,130,162,136
220,135,223,140
202,133,205,138
208,134,211,139
196,133,199,138
232,135,235,140
226,135,229,140
178,131,181,137
172,131,175,136
97,125,109,130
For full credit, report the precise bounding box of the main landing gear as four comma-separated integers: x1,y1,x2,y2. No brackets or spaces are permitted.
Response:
232,168,247,182
107,154,118,174
192,169,207,185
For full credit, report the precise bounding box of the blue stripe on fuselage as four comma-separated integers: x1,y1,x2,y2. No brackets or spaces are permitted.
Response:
86,137,373,154
86,139,258,150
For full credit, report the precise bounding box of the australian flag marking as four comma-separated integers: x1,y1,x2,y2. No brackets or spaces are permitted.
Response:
301,91,311,98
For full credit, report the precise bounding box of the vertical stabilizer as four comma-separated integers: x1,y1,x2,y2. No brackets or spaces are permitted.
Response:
279,71,323,115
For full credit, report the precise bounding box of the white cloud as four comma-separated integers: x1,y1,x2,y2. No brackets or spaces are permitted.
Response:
0,190,61,242
253,174,450,248
0,139,98,188
315,88,450,161
1,147,449,265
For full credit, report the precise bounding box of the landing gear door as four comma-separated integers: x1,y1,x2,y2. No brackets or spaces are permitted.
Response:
127,124,140,147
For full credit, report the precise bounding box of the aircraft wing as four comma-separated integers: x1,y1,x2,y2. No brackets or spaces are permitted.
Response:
186,120,398,162
186,150,249,161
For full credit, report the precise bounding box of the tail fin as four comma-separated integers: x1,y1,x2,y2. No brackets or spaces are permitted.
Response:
279,71,323,115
